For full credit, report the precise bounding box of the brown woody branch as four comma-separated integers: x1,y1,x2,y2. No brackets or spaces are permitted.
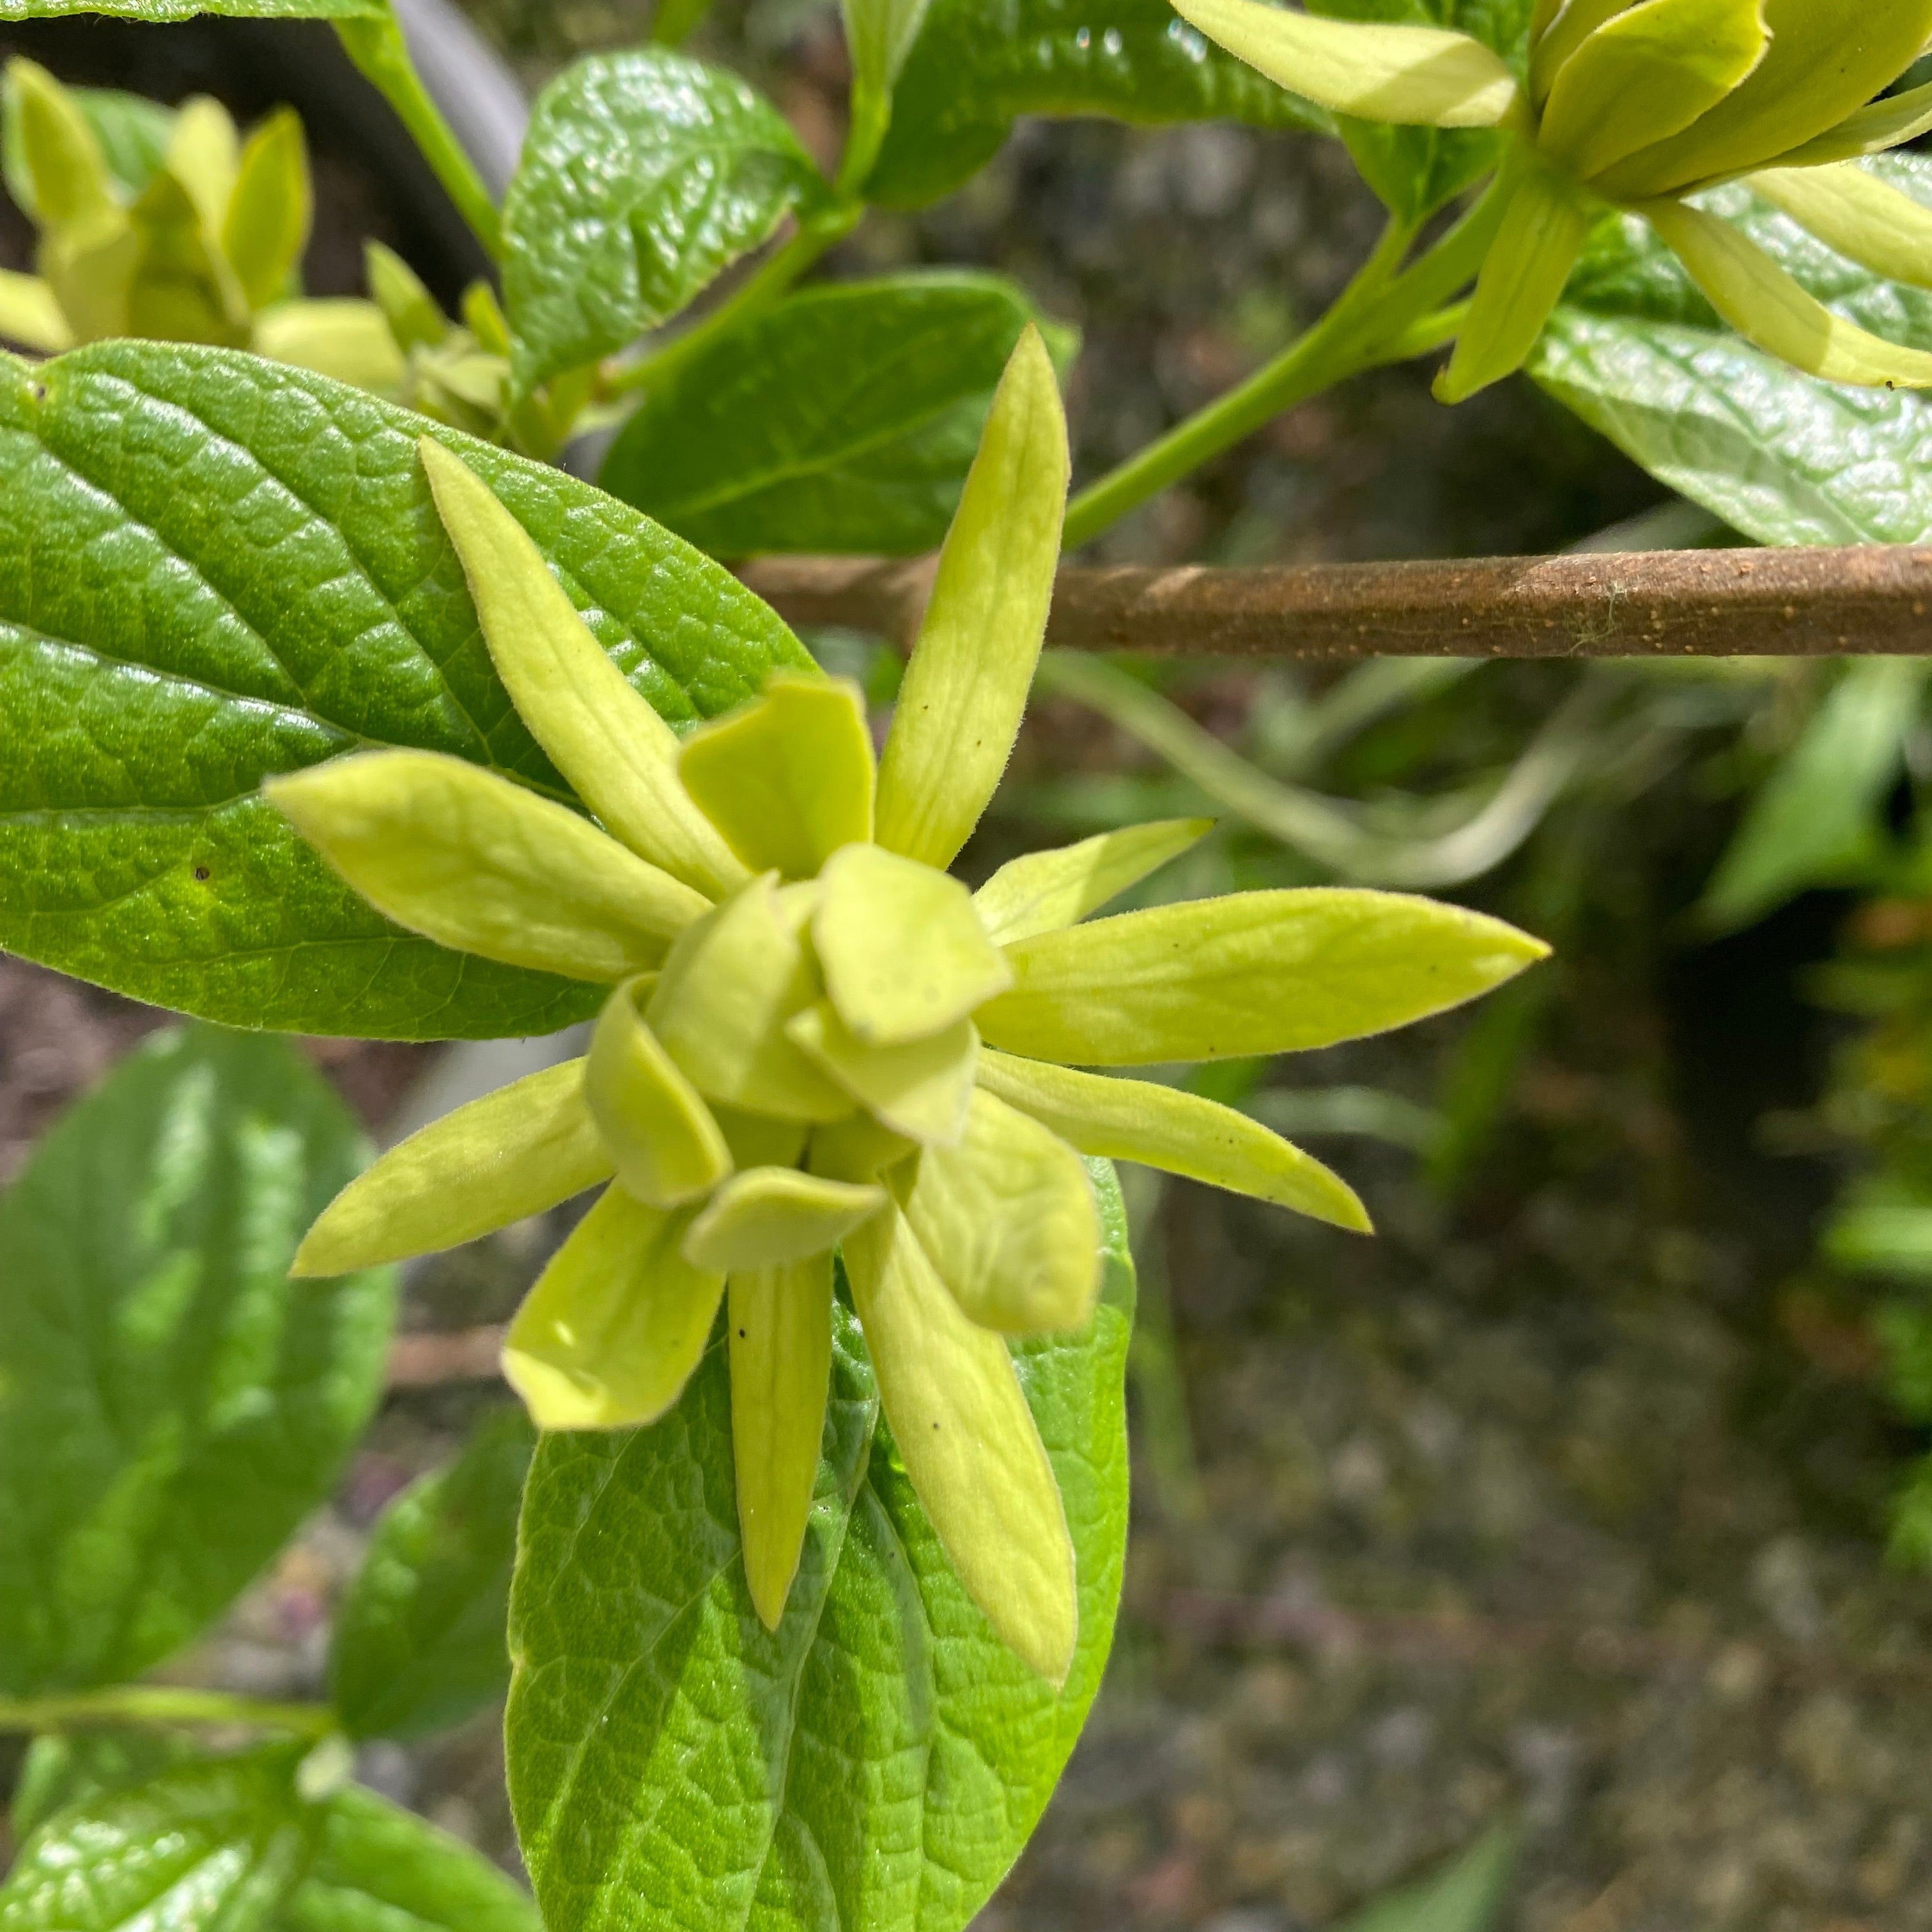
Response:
738,546,1932,659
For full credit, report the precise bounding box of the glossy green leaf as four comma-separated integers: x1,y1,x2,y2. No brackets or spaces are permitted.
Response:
600,274,1068,557
507,1161,1134,1932
330,1406,536,1741
10,1731,196,1843
976,1046,1371,1228
503,50,825,390
278,1784,541,1932
1539,158,1932,543
678,674,875,879
1343,1822,1516,1932
874,327,1068,870
0,342,811,1039
0,1026,394,1695
864,0,1330,208
1699,658,1928,931
0,0,383,16
978,887,1547,1065
0,1745,323,1932
813,842,1012,1046
502,1184,723,1432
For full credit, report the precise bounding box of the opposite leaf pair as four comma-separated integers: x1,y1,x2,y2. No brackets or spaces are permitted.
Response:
1175,0,1932,396
272,330,1545,1683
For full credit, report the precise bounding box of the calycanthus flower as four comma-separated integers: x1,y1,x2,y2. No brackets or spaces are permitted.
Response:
1168,0,1932,397
269,331,1545,1682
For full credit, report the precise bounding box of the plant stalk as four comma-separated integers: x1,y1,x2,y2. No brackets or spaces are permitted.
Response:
337,17,504,261
0,1684,337,1738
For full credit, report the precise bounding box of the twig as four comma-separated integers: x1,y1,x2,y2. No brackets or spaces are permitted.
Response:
737,546,1932,660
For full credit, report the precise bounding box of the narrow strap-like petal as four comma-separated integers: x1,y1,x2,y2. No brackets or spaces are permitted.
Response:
586,978,734,1207
978,887,1549,1065
787,1003,978,1145
1536,0,1767,182
1769,80,1932,169
975,1048,1370,1231
1646,197,1932,387
222,107,311,312
253,298,405,392
0,268,70,352
6,58,117,231
1435,159,1594,402
419,438,747,900
1750,162,1932,295
677,673,874,881
812,843,1011,1047
973,817,1213,944
842,1203,1077,1683
502,1185,723,1430
1595,0,1932,196
890,1087,1101,1334
1530,0,1637,105
267,749,710,983
293,1058,610,1276
874,328,1068,870
647,876,856,1122
729,1256,834,1631
682,1166,885,1272
1170,0,1522,127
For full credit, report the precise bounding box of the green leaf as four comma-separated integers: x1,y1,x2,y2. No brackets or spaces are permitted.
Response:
0,1026,395,1695
277,1784,541,1932
1538,155,1932,543
1310,0,1531,221
0,0,382,16
600,274,1069,557
10,1729,198,1842
1698,658,1928,932
863,0,1330,209
506,1161,1135,1932
502,50,826,390
0,341,812,1039
0,1745,324,1932
330,1407,536,1742
1342,1821,1516,1932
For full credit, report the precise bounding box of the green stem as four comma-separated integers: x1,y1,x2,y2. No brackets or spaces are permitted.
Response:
603,205,862,398
337,18,504,261
0,1685,337,1738
1060,182,1510,552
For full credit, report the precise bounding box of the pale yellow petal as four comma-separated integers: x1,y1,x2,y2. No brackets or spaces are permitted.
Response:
419,438,747,899
6,58,114,229
266,749,709,983
585,977,733,1207
163,95,240,235
812,842,1012,1047
1749,161,1932,293
502,1185,722,1430
647,876,856,1121
975,1047,1370,1231
977,887,1549,1065
0,268,70,352
730,1255,833,1630
874,327,1068,870
222,107,311,310
787,1002,978,1145
253,298,406,391
677,673,874,881
1646,197,1932,387
843,1203,1077,1683
807,1113,918,1184
1770,80,1932,169
1170,0,1521,126
890,1087,1099,1334
973,818,1212,945
292,1059,610,1276
681,1166,885,1272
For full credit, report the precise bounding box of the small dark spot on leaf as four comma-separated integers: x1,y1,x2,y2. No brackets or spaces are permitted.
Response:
738,1327,746,1338
194,867,211,882
27,380,45,403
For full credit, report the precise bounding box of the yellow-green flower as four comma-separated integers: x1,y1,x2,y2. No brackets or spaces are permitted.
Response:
1170,0,1932,396
268,332,1543,1681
